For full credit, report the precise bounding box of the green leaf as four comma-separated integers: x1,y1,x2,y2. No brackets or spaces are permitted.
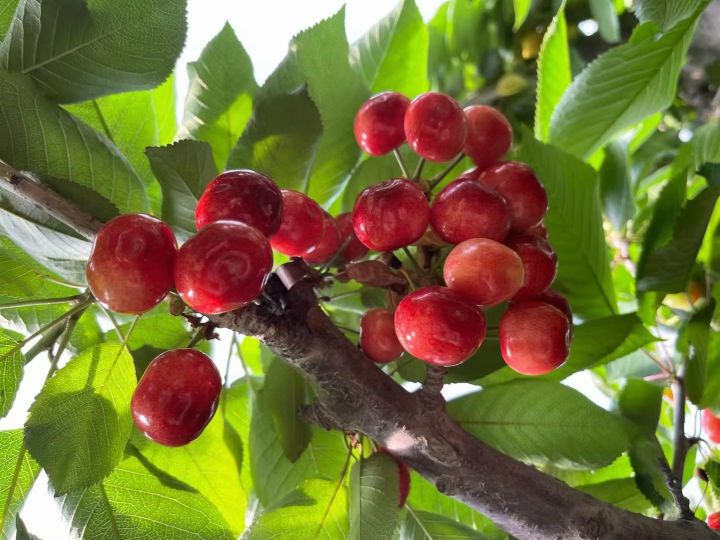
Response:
0,0,187,103
634,0,702,30
693,121,720,172
103,304,189,352
245,478,349,540
617,379,663,435
515,132,616,320
62,454,233,539
684,301,715,406
534,0,571,142
401,509,492,539
0,430,40,538
628,437,675,515
512,0,531,30
548,7,706,158
600,142,635,230
181,23,258,168
224,379,254,496
146,140,218,238
577,478,652,513
0,329,23,418
25,343,136,494
448,380,634,468
349,454,400,540
0,1,18,40
350,0,429,96
589,0,620,43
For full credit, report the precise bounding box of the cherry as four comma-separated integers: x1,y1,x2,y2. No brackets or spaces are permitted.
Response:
270,190,325,257
499,301,571,375
404,92,467,162
194,169,283,236
360,308,404,363
394,286,486,367
132,349,221,446
430,177,510,244
352,179,430,252
336,212,369,261
526,222,548,239
354,92,410,156
443,238,524,306
478,162,548,232
463,105,513,170
175,221,272,315
702,409,720,444
707,512,720,530
302,212,341,264
532,289,572,323
377,448,411,507
86,214,177,315
506,234,557,301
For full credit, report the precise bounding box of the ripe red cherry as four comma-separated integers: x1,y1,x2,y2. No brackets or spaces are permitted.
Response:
463,105,512,170
271,190,325,257
707,511,720,530
478,162,548,232
404,92,467,162
132,349,221,447
702,410,720,444
499,301,571,375
302,212,341,264
194,169,283,236
175,221,272,315
86,214,177,315
378,448,411,507
354,92,410,156
532,289,572,323
336,213,369,261
526,222,548,239
394,286,486,367
360,308,404,363
430,177,510,244
352,179,430,252
507,235,557,301
443,238,524,306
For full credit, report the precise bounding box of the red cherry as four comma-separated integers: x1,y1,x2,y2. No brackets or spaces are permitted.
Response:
336,213,369,261
302,212,341,264
532,289,572,323
526,222,548,239
499,301,571,375
507,235,558,301
430,177,510,244
86,214,177,315
271,190,325,257
175,221,272,315
703,410,720,444
354,92,410,156
360,308,404,363
132,349,221,446
463,105,512,170
404,92,467,162
443,238,524,306
478,162,548,232
394,286,486,367
707,511,720,530
352,179,430,252
194,169,283,236
377,448,411,507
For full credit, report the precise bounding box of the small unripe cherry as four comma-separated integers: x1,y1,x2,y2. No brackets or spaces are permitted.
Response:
443,238,524,306
499,301,571,375
478,162,548,232
354,92,410,156
302,212,341,264
532,289,572,323
430,177,510,244
377,448,411,507
86,214,177,315
702,409,720,444
394,286,486,367
194,169,283,236
707,511,720,530
131,349,221,447
507,234,557,301
404,92,467,162
463,105,513,170
175,221,272,315
336,213,369,262
271,190,325,257
360,308,404,363
352,179,430,252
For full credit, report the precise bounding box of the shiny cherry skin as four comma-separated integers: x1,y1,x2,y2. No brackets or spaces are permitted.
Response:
430,177,510,244
86,214,177,315
354,92,410,156
707,512,720,530
194,169,283,236
360,308,404,363
478,162,548,232
532,289,572,323
336,212,369,261
378,448,411,507
443,238,524,306
404,92,467,162
132,349,222,447
499,301,571,375
507,234,558,301
463,105,513,170
394,286,486,367
303,212,341,264
703,410,720,444
270,190,325,257
352,178,430,252
175,221,272,315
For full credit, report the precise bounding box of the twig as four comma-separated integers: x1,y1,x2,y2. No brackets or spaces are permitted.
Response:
419,365,447,409
393,149,410,178
658,456,694,520
672,362,688,480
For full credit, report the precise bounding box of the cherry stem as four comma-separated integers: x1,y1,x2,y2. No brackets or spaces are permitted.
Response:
393,149,410,178
45,305,88,378
187,327,207,348
324,288,366,301
400,246,423,276
320,236,352,274
428,153,465,191
0,294,85,310
412,158,426,181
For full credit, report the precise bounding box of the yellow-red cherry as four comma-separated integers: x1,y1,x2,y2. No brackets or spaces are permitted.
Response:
354,92,410,156
360,308,404,363
404,92,467,162
507,234,558,301
463,105,512,170
271,190,325,257
336,212,369,262
302,212,341,264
